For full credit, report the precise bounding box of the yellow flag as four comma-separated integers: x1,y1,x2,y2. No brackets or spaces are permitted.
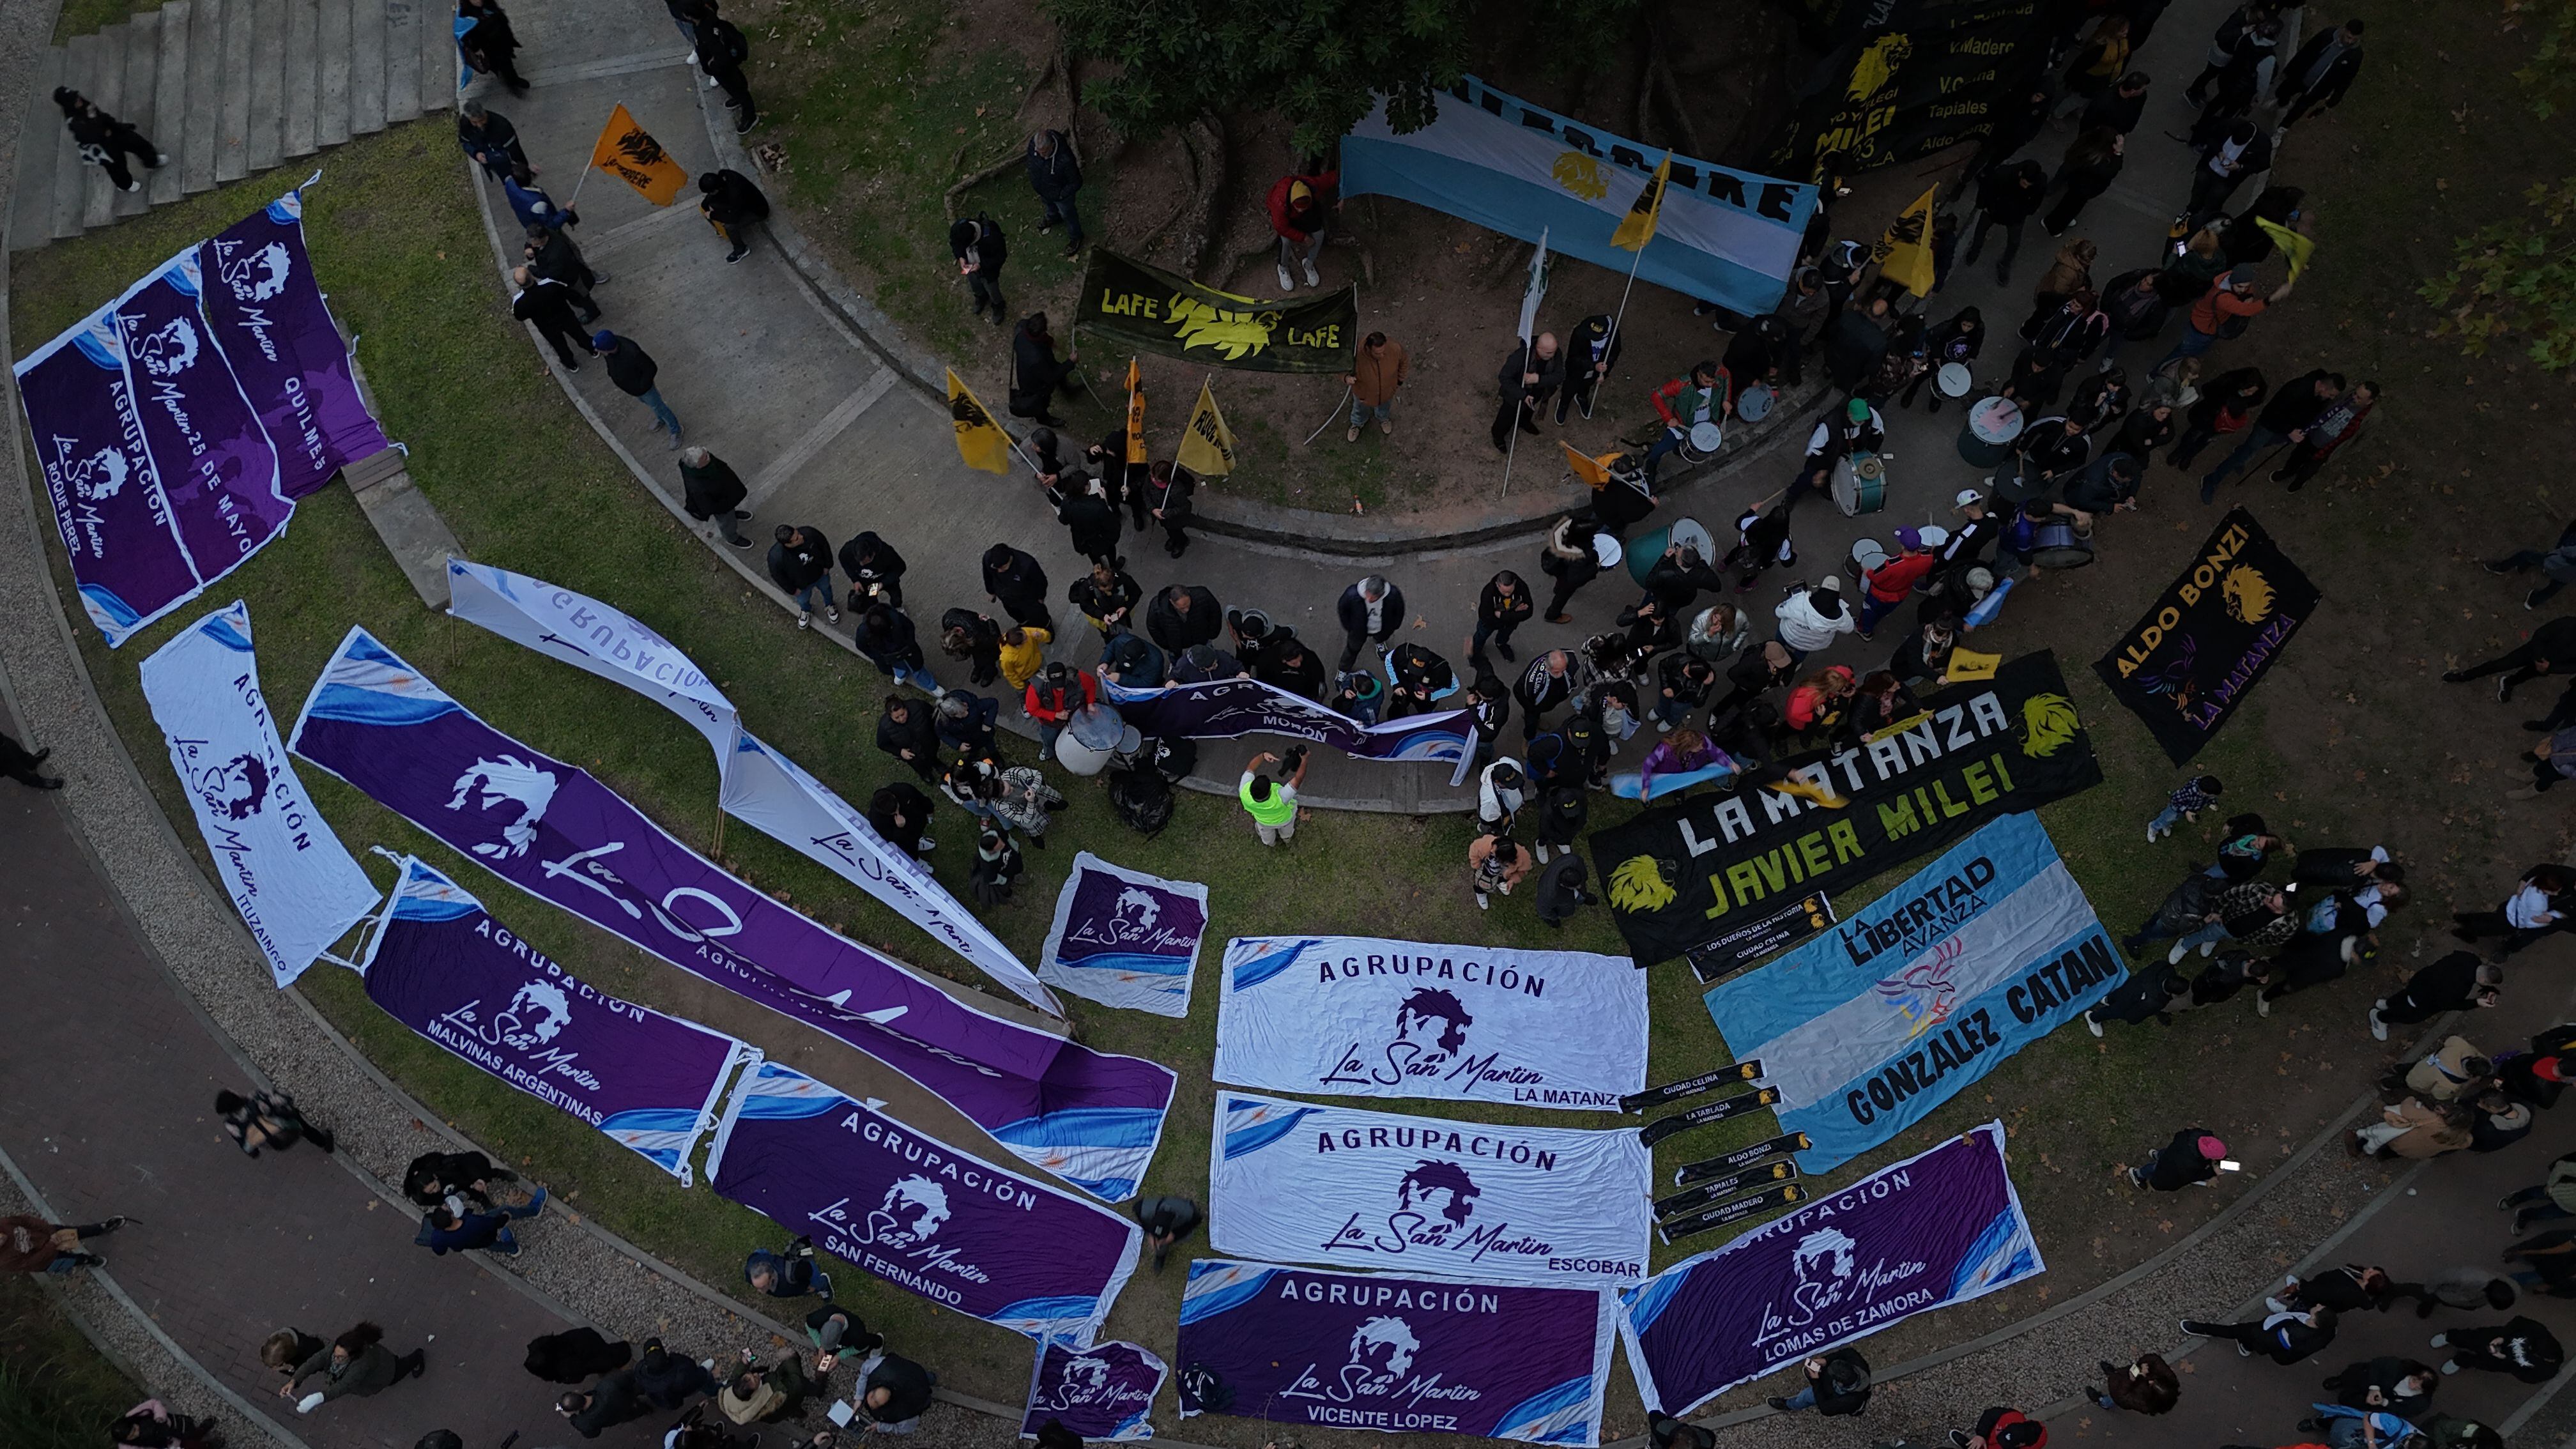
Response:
588,103,689,206
1610,153,1673,252
1175,379,1238,478
944,369,1012,475
1943,648,2002,682
1877,185,1940,297
2256,218,2315,279
1561,441,1620,489
1123,357,1148,466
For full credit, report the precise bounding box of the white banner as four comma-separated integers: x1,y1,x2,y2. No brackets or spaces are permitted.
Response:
446,557,740,770
445,556,1057,1015
1211,1092,1651,1287
1215,935,1646,1111
723,732,1061,1015
137,601,379,985
1040,852,1209,1018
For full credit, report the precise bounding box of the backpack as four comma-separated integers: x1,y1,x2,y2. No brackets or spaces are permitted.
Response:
1147,735,1198,784
1108,766,1174,837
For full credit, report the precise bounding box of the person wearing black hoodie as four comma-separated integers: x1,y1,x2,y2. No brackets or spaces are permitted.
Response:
875,695,943,782
53,88,166,193
1769,1347,1872,1415
2200,367,2340,501
1025,130,1085,257
1961,159,2046,284
696,168,769,263
859,1351,938,1431
1009,313,1078,426
2169,367,2267,469
1147,584,1222,654
767,525,835,627
1049,477,1123,569
2274,20,2366,136
949,214,1008,323
866,782,937,857
680,447,751,546
839,531,907,607
980,543,1052,629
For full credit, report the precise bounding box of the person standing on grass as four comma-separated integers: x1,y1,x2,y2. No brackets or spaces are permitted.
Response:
876,696,942,783
1267,167,1338,290
1025,130,1085,258
215,1089,334,1156
2371,953,2502,1041
2274,19,2368,140
2181,1307,2336,1365
457,0,529,93
1560,312,1621,422
1010,312,1079,427
767,525,837,629
852,604,935,694
698,168,770,263
2156,271,2294,378
456,99,525,181
2271,381,2376,491
2201,367,2340,502
1239,749,1307,846
689,1,759,133
1135,1197,1202,1271
950,214,1008,325
680,443,752,544
1,1212,127,1274
283,1323,427,1414
1345,331,1409,441
2168,365,2266,468
1468,834,1531,912
592,332,684,447
509,267,595,371
2442,618,2576,703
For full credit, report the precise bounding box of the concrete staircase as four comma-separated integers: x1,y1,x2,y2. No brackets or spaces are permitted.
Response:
10,0,460,251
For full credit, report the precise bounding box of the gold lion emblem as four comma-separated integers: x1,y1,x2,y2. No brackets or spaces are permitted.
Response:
1166,296,1276,361
2221,565,2274,624
1845,34,1913,102
1552,153,1608,202
1607,855,1677,912
2021,693,2080,757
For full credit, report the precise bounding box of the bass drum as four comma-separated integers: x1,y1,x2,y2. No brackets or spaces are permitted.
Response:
2028,520,2097,570
1626,518,1716,584
1832,451,1888,516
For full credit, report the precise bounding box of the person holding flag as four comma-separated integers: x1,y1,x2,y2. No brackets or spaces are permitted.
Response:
1558,313,1621,424
1873,187,1941,300
1123,358,1147,471
587,103,690,205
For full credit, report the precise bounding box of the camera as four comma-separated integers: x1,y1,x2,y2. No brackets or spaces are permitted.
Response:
1283,744,1308,769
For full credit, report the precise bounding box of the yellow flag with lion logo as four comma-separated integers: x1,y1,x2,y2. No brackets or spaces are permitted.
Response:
1176,379,1237,479
944,369,1013,475
1611,153,1673,252
589,103,689,206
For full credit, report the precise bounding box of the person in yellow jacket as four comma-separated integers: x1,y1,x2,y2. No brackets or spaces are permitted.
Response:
997,625,1053,694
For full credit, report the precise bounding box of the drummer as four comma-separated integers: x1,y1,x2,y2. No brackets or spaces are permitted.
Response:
1795,397,1887,508
1643,361,1729,486
1857,526,1947,640
1994,413,2091,505
2062,452,2145,518
1722,316,1791,394
1997,496,2093,580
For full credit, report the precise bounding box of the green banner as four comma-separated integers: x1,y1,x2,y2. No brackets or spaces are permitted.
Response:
1074,250,1356,374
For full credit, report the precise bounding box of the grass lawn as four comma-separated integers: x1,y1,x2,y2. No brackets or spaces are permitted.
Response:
17,0,2568,1423
0,1278,142,1449
52,0,152,44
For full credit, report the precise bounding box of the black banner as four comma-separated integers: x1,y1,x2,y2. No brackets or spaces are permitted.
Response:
1768,8,2054,179
1639,1085,1782,1148
2095,509,2322,765
1675,1131,1812,1185
1653,1160,1800,1218
1687,893,1836,984
1591,652,2104,967
1074,250,1356,374
1657,1182,1808,1243
1620,1061,1765,1116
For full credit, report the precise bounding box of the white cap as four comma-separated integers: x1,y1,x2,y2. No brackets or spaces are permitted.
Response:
1954,487,1985,508
1816,575,1842,592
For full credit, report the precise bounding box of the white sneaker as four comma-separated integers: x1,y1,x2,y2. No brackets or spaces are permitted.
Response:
917,836,936,852
1658,719,1675,733
2146,823,2159,841
2167,943,2190,965
826,607,842,624
2085,1011,2103,1038
2265,1297,2290,1314
797,611,811,629
2271,126,2288,147
1277,264,1296,293
2256,993,2273,1017
2368,1007,2388,1041
1301,260,1320,288
2199,940,2218,956
1535,843,1551,863
1475,894,1490,911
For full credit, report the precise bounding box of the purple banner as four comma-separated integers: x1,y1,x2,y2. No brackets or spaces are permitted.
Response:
360,855,749,1183
15,308,197,647
1616,1123,2043,1416
1176,1261,1616,1445
708,1060,1142,1344
197,190,390,498
1041,852,1208,1018
1023,1339,1168,1441
1096,675,1475,777
288,628,1176,1200
116,254,295,574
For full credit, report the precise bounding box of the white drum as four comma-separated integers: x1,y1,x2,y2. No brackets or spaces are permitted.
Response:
1847,536,1890,581
1735,383,1777,422
1688,420,1726,455
1936,362,1974,398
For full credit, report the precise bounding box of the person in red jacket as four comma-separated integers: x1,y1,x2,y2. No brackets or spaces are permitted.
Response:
1951,1405,2048,1449
1858,526,1945,638
1024,662,1098,763
1266,170,1338,291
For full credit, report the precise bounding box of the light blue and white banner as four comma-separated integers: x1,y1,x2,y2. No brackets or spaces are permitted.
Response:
137,601,378,985
1342,77,1818,318
1703,814,2120,1172
1039,853,1209,1018
445,557,1059,1015
1216,936,1646,1112
1209,1092,1651,1287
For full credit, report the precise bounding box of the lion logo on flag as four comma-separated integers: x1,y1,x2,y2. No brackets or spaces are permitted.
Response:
615,127,667,168
2221,565,2276,625
1608,854,1677,912
1167,296,1276,362
1551,152,1608,201
1845,33,1913,101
